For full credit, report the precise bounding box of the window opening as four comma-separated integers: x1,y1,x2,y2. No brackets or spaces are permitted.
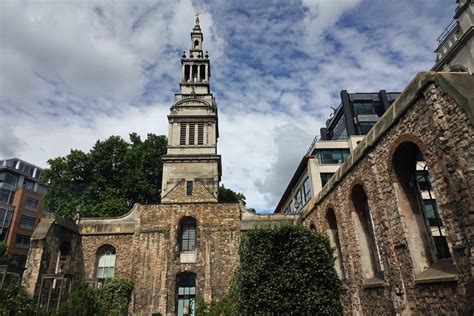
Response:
15,234,30,249
192,65,198,82
180,124,187,145
415,161,450,260
96,245,116,278
24,197,38,211
351,185,378,279
177,273,196,316
320,173,334,187
303,177,311,202
186,181,193,196
327,209,345,278
0,208,12,241
184,65,190,82
19,215,35,230
189,124,195,145
179,217,196,252
197,123,204,145
200,65,205,81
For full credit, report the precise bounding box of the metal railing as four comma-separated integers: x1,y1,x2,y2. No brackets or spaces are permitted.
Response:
437,20,459,45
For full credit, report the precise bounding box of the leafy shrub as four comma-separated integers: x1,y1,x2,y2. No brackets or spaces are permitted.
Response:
98,277,133,315
234,224,343,315
57,280,103,316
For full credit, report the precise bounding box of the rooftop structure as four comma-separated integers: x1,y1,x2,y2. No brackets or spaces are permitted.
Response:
432,0,473,72
320,90,400,141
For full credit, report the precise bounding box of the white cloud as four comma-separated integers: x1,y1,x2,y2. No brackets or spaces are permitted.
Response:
0,0,455,211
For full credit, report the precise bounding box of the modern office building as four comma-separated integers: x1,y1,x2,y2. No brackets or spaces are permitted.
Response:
320,90,400,141
432,0,473,73
274,136,363,215
275,89,400,214
0,158,47,268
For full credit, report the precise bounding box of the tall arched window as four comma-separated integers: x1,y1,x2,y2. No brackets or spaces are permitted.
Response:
351,184,378,279
176,273,196,316
54,241,71,275
392,141,450,273
326,209,345,278
179,217,197,253
96,245,116,279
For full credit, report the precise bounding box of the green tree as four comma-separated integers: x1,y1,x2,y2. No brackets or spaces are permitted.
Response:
42,133,167,218
234,225,343,315
218,184,246,205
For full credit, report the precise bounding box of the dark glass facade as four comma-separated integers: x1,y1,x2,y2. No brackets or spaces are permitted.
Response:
320,90,401,140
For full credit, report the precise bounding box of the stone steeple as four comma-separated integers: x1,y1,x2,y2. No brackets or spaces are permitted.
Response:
160,17,221,203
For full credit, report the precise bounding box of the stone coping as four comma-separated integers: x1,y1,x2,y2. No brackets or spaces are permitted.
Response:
31,213,78,240
300,72,474,220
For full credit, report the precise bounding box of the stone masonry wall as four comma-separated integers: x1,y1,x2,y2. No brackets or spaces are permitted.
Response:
75,201,240,316
132,202,240,315
302,73,474,315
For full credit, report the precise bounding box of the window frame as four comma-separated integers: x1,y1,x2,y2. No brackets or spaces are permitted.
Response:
24,197,39,212
19,215,36,230
15,234,30,249
96,244,117,279
179,217,197,253
176,273,196,316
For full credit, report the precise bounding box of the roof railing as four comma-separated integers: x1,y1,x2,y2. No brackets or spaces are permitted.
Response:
436,20,459,45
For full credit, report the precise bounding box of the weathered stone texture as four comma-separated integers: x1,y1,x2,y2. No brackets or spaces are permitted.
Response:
301,72,474,315
23,201,240,316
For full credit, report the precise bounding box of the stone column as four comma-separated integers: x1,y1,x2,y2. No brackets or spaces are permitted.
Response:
205,65,208,82
197,65,201,82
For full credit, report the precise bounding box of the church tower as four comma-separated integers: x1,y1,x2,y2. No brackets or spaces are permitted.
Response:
161,16,221,203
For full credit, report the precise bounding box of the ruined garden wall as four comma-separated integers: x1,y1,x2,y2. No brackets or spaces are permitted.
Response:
302,73,474,315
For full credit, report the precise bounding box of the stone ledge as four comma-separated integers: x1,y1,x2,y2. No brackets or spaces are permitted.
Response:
414,261,458,285
362,275,384,289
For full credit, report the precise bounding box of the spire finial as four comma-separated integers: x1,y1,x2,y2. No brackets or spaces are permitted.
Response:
195,11,200,26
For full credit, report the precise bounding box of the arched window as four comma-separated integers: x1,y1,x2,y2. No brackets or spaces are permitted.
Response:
351,184,379,279
179,217,197,253
176,273,196,316
194,40,199,48
96,245,116,279
392,141,450,273
326,209,345,278
55,241,71,274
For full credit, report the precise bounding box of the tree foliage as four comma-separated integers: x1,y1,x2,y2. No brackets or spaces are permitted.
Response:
218,184,246,205
57,278,133,316
234,225,343,315
0,274,37,315
42,133,167,218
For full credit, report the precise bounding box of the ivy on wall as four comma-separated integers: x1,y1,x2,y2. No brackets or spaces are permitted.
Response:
198,225,343,315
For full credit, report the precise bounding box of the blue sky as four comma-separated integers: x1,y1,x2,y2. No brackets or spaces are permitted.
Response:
0,0,456,211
